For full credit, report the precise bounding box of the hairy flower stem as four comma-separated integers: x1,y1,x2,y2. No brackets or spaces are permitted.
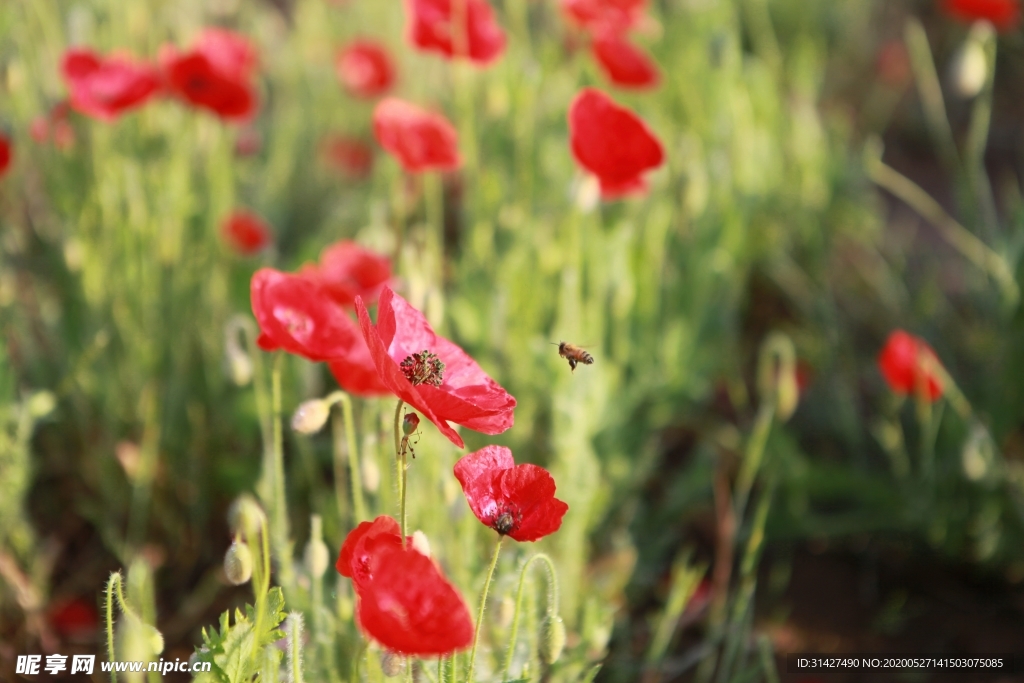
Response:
467,537,504,683
328,391,367,525
501,553,560,682
393,399,407,544
270,353,294,590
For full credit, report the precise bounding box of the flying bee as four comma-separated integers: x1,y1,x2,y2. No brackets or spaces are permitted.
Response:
553,341,594,373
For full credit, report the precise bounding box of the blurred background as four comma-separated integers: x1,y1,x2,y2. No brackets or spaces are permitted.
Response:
2,0,1024,681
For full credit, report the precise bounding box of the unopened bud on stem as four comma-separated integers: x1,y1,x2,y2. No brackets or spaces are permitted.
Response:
224,539,254,585
540,613,566,665
292,399,331,435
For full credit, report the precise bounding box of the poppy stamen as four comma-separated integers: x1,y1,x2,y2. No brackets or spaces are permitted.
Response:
400,350,445,387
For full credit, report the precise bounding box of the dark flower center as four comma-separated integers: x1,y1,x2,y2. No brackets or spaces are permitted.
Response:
400,350,445,387
493,510,517,536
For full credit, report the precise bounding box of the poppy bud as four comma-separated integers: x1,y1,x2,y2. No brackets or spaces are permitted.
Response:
403,412,420,436
304,515,330,578
292,399,331,435
949,22,993,99
411,530,431,558
362,455,381,493
227,494,265,535
380,651,406,677
756,332,799,422
224,321,253,386
539,614,566,665
224,540,254,585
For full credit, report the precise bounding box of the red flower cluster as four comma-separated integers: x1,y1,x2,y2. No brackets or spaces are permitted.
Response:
161,29,259,121
355,287,516,448
337,41,396,98
0,133,11,178
454,446,568,542
250,242,396,396
405,0,507,65
222,210,272,255
568,88,664,199
337,516,473,654
562,0,646,32
322,135,375,178
60,48,161,121
562,0,659,88
877,330,944,401
941,0,1020,31
373,98,461,173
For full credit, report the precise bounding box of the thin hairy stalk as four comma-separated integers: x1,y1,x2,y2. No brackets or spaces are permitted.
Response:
501,553,560,682
866,153,1018,305
467,537,504,683
393,399,407,543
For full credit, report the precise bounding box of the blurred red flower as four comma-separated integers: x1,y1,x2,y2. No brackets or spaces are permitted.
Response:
941,0,1020,30
250,268,365,362
591,33,660,89
405,0,507,64
876,40,912,88
0,134,11,178
303,240,393,308
373,98,461,173
355,542,473,654
192,28,258,81
877,330,944,401
60,48,160,121
355,286,516,448
454,446,568,542
568,88,664,199
161,29,258,121
337,41,396,98
48,598,100,640
322,135,374,178
222,210,272,255
562,0,646,33
336,515,406,586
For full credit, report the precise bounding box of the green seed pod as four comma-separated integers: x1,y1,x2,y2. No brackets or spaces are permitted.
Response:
227,494,265,535
291,399,331,435
539,614,566,665
304,537,330,579
224,540,254,586
379,651,406,677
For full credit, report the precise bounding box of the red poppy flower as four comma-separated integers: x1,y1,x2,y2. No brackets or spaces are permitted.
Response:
251,268,365,362
222,210,272,255
60,48,160,122
0,134,11,178
337,41,396,98
304,240,393,308
405,0,507,64
591,33,660,89
373,98,461,173
322,135,374,178
193,28,258,81
48,598,100,640
877,330,944,401
941,0,1020,31
562,0,646,33
161,30,258,121
454,446,568,542
568,88,664,199
355,286,516,448
336,515,406,586
357,543,473,654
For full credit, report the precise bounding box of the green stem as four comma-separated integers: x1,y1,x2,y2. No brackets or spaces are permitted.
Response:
865,153,1019,306
501,553,559,682
270,353,294,589
104,573,120,683
733,402,775,522
329,391,366,524
467,537,504,683
393,399,406,543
